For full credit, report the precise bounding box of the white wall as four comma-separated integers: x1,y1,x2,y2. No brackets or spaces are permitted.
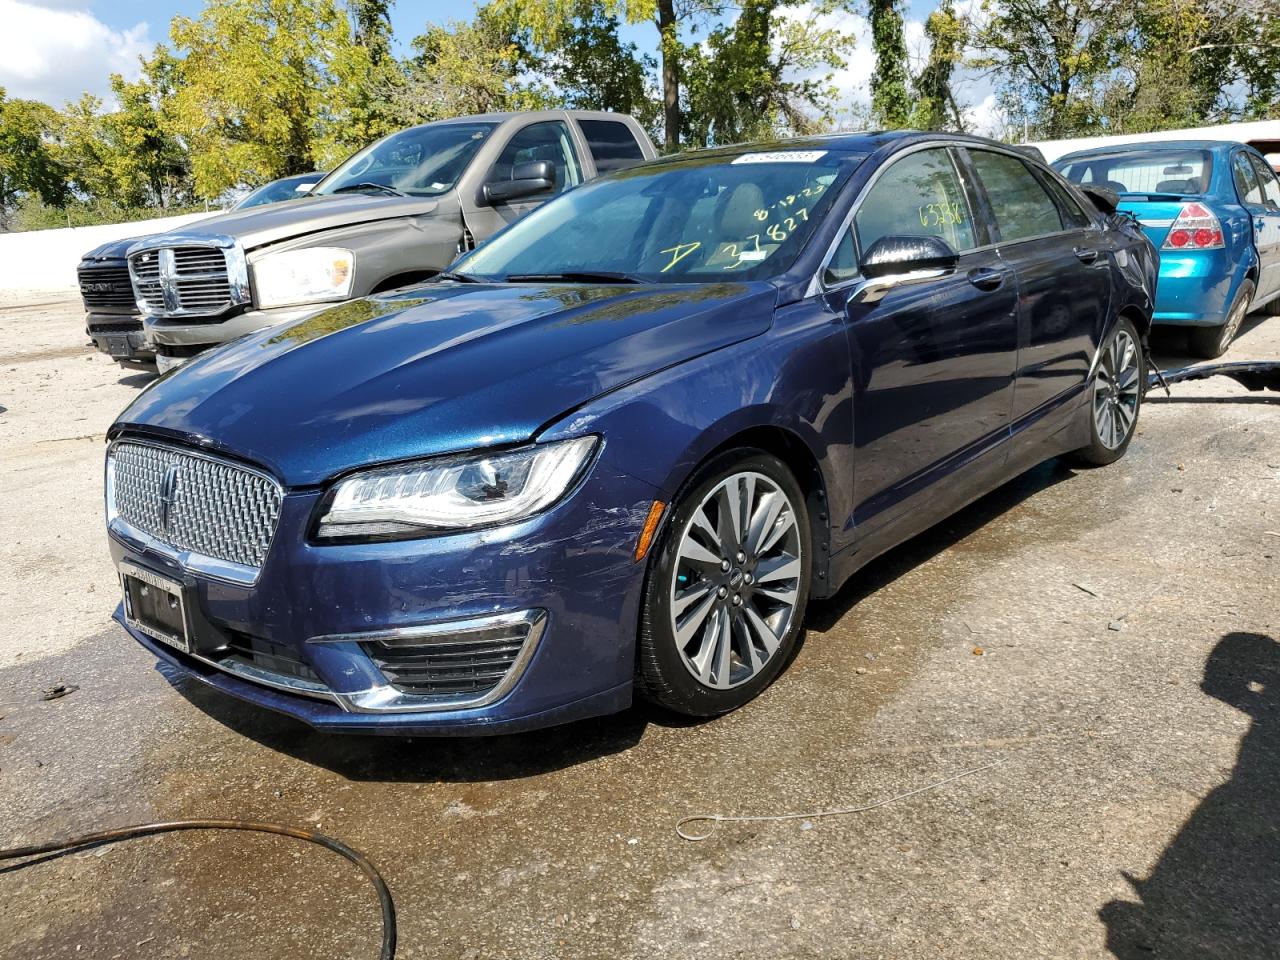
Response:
0,211,217,292
1034,120,1280,163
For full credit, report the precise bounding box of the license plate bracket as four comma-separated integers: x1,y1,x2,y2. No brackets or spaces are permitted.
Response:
121,560,191,653
106,336,132,358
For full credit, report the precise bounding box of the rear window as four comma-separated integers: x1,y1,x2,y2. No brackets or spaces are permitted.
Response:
1056,149,1213,196
578,119,645,173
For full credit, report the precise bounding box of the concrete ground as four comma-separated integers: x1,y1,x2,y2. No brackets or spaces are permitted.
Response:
0,292,1276,960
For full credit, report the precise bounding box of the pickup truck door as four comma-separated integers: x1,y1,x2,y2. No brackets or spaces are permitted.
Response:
462,118,587,244
1243,151,1280,302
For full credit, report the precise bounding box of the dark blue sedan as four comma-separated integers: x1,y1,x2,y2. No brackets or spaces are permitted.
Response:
105,132,1156,734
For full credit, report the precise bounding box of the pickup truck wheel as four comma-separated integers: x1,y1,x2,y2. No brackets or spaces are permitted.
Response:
1068,316,1144,467
1189,280,1253,359
635,449,811,718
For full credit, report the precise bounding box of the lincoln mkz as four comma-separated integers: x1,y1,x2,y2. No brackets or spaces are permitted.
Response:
105,132,1156,734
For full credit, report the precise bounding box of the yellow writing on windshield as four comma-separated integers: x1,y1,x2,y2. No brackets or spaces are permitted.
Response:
918,201,964,228
659,241,702,273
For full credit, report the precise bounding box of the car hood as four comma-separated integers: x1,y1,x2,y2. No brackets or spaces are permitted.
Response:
114,281,778,486
82,235,143,261
131,194,443,253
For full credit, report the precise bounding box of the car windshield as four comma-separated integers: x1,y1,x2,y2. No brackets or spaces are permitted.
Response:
456,149,863,283
235,176,319,209
1056,149,1213,196
313,122,498,197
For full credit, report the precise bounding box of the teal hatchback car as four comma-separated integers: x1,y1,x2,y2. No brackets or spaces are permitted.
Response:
1056,140,1280,357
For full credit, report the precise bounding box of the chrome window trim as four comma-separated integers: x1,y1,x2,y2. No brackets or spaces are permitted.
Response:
125,233,251,319
312,610,548,714
106,437,283,586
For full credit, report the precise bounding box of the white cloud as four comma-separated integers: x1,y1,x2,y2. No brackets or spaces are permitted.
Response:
0,0,151,107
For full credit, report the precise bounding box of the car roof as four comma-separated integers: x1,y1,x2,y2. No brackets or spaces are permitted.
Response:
639,130,1044,165
1054,140,1243,162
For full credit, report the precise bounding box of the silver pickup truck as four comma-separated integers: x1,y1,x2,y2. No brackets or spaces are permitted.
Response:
129,110,656,371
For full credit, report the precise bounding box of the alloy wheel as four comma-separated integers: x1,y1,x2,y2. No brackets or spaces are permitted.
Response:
669,471,803,689
1093,328,1141,450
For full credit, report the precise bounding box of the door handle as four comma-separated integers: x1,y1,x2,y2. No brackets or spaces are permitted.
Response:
967,267,1004,291
1074,246,1100,264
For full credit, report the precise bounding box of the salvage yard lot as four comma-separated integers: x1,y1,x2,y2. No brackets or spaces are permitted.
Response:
1,291,1277,959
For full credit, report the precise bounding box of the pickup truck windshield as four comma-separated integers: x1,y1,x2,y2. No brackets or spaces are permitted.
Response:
1057,149,1213,197
457,150,863,283
314,122,499,197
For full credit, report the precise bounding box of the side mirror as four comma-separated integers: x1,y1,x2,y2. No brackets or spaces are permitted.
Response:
861,235,959,278
483,160,556,205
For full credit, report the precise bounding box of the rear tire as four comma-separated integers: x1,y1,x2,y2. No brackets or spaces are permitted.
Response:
635,449,811,718
1067,316,1144,467
1189,280,1253,359
1264,294,1280,316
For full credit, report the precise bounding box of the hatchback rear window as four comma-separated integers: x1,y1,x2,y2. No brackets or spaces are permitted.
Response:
1056,149,1213,196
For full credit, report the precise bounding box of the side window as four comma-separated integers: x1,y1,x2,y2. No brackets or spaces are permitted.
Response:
970,150,1064,242
824,228,858,285
578,119,645,174
1247,153,1280,207
854,148,976,255
1042,175,1092,228
491,121,583,196
1233,153,1263,205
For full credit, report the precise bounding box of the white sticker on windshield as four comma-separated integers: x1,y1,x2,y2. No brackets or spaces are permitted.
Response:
734,250,769,261
732,151,827,165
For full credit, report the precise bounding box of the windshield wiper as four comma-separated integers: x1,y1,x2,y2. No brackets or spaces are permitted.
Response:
330,182,409,197
502,271,649,284
436,270,480,283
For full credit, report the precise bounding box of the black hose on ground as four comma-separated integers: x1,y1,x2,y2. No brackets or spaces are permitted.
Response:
0,819,396,960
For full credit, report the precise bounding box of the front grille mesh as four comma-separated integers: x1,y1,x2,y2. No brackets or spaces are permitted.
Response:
362,631,530,698
129,246,234,316
110,441,282,570
77,262,135,309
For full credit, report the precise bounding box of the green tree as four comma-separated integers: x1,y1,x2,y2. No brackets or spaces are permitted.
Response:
912,0,965,131
869,0,911,128
493,0,722,151
973,0,1132,138
170,0,353,197
683,0,855,146
0,89,66,227
103,47,194,208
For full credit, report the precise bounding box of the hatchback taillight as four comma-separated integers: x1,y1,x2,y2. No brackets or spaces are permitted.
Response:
1162,202,1224,250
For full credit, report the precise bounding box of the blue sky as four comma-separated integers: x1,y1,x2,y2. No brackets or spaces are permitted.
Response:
0,0,999,132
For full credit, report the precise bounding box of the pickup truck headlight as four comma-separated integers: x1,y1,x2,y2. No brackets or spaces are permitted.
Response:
254,247,355,309
316,437,598,540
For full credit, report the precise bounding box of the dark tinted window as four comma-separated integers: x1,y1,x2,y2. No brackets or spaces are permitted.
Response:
578,119,645,173
1041,174,1091,228
491,121,583,194
1247,153,1280,207
971,150,1063,242
824,229,858,285
1056,149,1212,195
855,148,977,254
1233,153,1263,204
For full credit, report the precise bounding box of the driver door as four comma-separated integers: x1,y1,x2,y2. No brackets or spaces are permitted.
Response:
465,120,585,242
833,147,1018,540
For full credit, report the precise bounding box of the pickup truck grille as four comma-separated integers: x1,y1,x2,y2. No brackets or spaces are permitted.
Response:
77,261,135,310
129,244,243,318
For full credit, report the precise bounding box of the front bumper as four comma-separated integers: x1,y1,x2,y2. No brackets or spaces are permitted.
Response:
1152,250,1239,327
86,313,153,363
145,303,322,350
107,455,659,734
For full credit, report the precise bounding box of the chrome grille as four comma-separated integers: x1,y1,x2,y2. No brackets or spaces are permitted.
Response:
109,441,283,571
128,245,237,318
361,626,533,699
77,261,135,309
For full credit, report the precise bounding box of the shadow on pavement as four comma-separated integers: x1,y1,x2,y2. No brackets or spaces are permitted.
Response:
1149,311,1272,370
1101,632,1280,959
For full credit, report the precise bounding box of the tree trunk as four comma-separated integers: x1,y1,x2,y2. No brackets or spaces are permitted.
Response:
657,0,680,151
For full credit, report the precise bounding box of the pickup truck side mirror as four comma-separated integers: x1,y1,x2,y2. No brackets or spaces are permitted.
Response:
483,160,556,205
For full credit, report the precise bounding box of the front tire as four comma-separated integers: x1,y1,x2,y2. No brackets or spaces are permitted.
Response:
1189,280,1253,359
1068,316,1144,467
635,449,812,717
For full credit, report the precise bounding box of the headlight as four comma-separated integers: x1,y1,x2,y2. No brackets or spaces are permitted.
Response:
316,436,599,540
254,247,354,309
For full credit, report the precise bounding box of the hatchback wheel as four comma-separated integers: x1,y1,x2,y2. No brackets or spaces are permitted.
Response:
636,450,811,717
1189,280,1253,359
1069,317,1144,467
